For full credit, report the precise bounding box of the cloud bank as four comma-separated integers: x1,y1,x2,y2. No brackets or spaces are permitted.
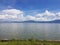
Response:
0,9,60,21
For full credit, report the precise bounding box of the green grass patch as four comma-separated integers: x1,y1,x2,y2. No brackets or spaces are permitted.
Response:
0,39,60,45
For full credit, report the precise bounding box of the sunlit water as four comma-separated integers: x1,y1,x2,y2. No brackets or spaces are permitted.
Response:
0,23,60,40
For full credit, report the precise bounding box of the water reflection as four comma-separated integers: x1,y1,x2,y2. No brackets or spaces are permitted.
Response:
0,23,60,40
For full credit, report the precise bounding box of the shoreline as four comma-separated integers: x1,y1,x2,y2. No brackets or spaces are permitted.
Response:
0,39,60,42
0,39,60,45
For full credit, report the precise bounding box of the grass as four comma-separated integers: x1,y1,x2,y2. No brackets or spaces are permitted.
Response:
0,39,60,45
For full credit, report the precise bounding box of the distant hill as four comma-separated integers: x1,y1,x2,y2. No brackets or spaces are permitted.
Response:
51,20,60,23
23,20,60,23
0,20,60,23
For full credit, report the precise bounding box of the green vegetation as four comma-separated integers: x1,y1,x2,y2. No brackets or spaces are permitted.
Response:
0,39,60,45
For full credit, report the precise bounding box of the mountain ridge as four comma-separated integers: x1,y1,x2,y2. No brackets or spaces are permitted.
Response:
0,20,60,23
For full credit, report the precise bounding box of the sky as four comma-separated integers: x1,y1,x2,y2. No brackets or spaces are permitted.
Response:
0,0,60,21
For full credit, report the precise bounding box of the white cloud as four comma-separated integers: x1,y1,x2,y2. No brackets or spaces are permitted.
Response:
35,10,56,21
0,9,24,21
2,9,23,15
56,12,60,19
25,10,57,21
0,15,6,19
0,9,60,21
44,10,55,16
25,15,36,21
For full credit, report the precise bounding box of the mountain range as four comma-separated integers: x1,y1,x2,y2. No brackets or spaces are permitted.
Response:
0,20,60,23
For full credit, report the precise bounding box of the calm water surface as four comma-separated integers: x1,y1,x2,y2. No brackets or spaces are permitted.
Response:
0,23,60,40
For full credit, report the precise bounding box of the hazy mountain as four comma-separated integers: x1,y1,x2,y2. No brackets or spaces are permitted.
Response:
0,20,60,23
22,20,60,23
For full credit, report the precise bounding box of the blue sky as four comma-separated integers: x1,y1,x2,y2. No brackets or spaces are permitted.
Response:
0,0,60,11
0,0,60,21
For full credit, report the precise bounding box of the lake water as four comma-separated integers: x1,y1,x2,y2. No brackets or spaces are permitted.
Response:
0,23,60,40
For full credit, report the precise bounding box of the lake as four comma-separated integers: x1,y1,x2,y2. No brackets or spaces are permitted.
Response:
0,23,60,40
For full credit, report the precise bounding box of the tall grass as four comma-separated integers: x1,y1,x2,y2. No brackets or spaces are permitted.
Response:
0,39,60,45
